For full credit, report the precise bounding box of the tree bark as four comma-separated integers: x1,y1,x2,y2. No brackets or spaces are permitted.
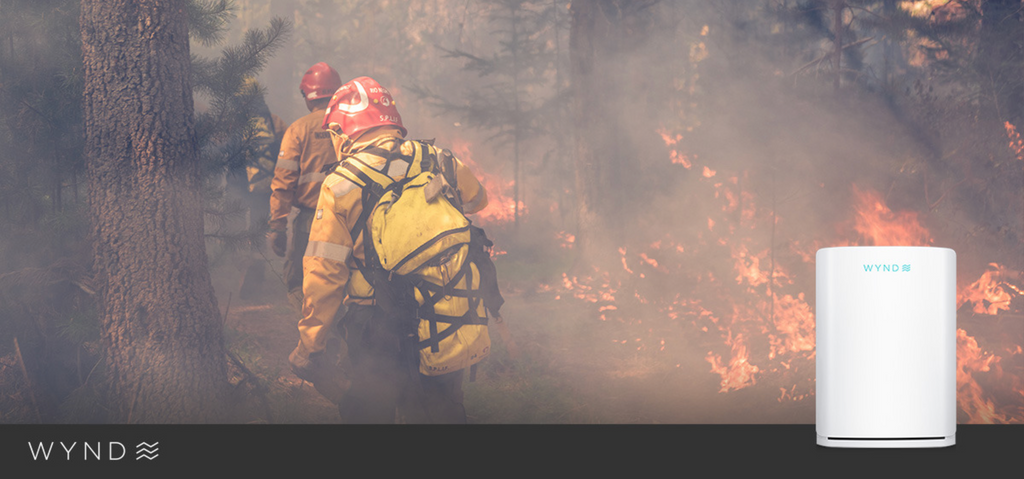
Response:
81,0,228,423
570,0,632,259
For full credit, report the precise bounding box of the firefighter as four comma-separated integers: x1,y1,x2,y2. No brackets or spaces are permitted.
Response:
268,62,343,310
242,76,287,224
245,107,286,227
232,77,287,299
290,76,489,423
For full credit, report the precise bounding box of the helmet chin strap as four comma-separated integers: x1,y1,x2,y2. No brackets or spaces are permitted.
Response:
329,125,352,158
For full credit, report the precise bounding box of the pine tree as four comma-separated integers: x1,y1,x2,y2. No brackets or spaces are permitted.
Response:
0,0,289,423
413,0,564,229
81,0,233,423
193,12,290,256
0,0,94,421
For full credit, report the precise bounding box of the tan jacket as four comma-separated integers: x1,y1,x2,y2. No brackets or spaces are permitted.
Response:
294,127,488,358
269,108,335,230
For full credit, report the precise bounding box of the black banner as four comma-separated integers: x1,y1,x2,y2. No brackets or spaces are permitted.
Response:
1,424,1020,473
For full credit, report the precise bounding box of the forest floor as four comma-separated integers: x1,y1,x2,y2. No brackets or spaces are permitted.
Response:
211,240,816,425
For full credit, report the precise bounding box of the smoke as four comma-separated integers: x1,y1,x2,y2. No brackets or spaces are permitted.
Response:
3,1,1014,424
189,0,1023,424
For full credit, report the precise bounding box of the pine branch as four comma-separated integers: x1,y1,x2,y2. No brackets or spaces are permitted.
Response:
188,0,234,47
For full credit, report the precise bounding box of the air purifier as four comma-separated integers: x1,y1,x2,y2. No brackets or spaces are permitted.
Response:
816,246,956,448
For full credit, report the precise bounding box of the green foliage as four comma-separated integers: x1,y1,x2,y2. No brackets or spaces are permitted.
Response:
0,0,84,224
192,13,290,259
188,0,235,47
57,307,99,346
0,0,291,423
193,16,291,171
414,1,563,146
411,0,569,227
0,1,89,376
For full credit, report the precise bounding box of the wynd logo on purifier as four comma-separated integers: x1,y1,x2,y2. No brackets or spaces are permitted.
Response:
862,264,911,272
28,441,159,461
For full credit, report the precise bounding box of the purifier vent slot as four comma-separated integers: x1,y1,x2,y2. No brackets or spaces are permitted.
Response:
827,437,947,441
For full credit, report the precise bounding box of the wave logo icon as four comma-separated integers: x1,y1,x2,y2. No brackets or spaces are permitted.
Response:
136,442,159,461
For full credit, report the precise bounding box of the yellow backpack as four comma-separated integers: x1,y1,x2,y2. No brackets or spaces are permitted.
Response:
334,139,502,376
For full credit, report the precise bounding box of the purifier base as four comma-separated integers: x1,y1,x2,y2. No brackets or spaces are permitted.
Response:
817,434,955,448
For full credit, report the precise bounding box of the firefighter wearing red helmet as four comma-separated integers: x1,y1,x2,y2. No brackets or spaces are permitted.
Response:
290,76,489,423
267,62,343,310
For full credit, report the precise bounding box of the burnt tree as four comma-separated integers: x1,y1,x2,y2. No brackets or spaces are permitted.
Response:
81,0,227,422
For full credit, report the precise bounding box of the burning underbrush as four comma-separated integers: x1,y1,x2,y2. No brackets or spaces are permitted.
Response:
471,127,1022,424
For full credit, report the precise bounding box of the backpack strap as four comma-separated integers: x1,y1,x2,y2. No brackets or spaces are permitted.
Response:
468,225,504,315
439,149,461,201
411,259,487,354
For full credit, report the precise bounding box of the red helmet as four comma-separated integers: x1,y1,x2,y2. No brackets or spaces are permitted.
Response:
299,62,342,101
321,76,406,138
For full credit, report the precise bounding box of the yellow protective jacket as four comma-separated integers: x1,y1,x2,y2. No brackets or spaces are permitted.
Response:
295,126,488,361
269,107,335,231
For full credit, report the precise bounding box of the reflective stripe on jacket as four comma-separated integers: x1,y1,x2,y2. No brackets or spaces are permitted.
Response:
269,108,334,230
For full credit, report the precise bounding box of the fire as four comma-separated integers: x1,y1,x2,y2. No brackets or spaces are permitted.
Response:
556,231,575,249
732,244,769,287
537,156,1020,420
1006,121,1023,161
954,265,1023,423
706,332,759,393
449,139,525,226
958,263,1016,315
768,293,815,358
715,182,740,212
671,150,692,169
956,329,1007,424
851,185,933,246
659,126,693,168
656,127,682,146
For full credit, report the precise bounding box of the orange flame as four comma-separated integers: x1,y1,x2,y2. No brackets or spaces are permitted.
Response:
733,244,769,287
659,126,693,168
768,293,815,358
706,332,760,392
851,185,933,246
656,127,682,146
671,150,692,169
958,263,1016,315
1006,121,1024,161
956,329,1013,424
540,165,1018,419
450,139,525,226
556,231,575,249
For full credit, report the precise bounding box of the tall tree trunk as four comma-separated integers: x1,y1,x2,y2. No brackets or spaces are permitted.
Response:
512,3,522,230
81,0,228,423
571,0,601,260
570,0,633,259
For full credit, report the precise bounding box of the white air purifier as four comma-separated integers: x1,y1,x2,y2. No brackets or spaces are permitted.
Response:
816,246,956,448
